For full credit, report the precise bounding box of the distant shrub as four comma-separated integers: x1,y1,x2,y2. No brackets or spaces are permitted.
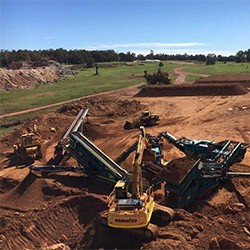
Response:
206,54,217,65
144,70,171,84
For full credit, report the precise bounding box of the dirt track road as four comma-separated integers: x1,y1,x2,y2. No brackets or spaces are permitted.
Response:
0,85,140,119
173,66,209,84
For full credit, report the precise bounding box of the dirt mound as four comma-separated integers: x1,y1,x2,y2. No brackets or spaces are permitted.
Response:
161,157,196,183
135,84,248,97
0,177,19,193
0,173,57,211
82,121,106,140
143,207,250,250
57,98,144,117
0,66,60,90
195,74,250,87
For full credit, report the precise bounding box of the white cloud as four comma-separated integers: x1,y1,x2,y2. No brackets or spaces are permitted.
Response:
132,49,236,56
85,42,206,50
82,42,235,56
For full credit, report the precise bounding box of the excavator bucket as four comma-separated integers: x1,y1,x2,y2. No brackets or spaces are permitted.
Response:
143,149,156,162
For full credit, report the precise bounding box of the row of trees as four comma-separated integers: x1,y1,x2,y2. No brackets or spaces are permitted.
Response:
0,48,249,68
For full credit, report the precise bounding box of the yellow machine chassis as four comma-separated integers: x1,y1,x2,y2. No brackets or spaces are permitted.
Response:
108,195,155,229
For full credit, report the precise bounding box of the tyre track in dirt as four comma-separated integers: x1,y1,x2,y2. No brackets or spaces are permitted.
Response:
173,66,209,84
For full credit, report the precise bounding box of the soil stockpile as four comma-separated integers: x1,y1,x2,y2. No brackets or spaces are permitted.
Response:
135,83,248,97
161,157,196,183
0,66,60,90
195,74,250,88
57,98,144,117
82,121,106,140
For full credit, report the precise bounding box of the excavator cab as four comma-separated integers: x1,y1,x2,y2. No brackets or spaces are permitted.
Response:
114,180,128,199
141,111,150,118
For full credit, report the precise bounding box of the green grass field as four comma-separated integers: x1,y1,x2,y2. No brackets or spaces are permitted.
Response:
184,62,250,75
0,61,184,116
1,60,249,134
185,75,203,82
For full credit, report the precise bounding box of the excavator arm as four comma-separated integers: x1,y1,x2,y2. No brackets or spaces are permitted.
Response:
131,127,148,198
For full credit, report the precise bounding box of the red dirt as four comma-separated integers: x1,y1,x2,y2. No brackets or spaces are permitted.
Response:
0,75,250,249
195,74,250,88
135,83,248,97
173,66,209,85
161,157,196,183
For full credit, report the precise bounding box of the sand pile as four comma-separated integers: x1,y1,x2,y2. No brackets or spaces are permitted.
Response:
135,83,248,97
0,177,19,193
0,173,72,211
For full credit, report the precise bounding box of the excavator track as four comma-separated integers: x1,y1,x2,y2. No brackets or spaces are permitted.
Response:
144,223,158,239
99,211,108,226
153,203,175,224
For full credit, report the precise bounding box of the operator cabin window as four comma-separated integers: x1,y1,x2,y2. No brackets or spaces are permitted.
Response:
117,199,144,210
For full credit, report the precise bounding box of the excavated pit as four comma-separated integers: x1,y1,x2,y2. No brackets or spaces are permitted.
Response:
1,171,249,249
0,194,107,250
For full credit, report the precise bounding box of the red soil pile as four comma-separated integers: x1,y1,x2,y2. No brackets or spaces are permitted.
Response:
58,98,144,117
195,74,250,88
135,83,248,97
161,157,196,183
82,121,106,140
0,177,19,193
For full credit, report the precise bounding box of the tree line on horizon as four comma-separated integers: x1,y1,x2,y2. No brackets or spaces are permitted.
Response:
0,48,249,68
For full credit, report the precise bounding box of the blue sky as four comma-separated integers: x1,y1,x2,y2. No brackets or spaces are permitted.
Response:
1,0,249,56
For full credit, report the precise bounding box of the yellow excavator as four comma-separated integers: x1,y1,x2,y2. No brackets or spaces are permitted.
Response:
124,111,160,130
102,126,174,239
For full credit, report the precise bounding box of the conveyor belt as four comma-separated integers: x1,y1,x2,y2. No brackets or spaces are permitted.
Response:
69,131,128,182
